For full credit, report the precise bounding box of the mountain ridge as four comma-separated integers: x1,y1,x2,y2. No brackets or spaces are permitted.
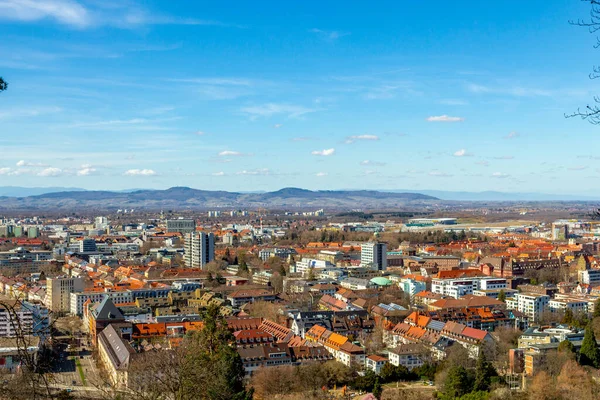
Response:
0,187,436,210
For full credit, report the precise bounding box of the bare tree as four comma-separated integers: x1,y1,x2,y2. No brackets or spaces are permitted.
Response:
0,299,55,400
567,0,600,124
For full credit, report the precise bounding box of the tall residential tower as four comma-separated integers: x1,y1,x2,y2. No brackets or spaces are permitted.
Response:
184,232,215,269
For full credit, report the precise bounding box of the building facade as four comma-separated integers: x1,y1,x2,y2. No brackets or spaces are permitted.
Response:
184,232,215,269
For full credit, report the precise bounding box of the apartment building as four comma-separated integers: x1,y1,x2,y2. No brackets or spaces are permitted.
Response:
506,293,549,323
361,242,387,270
184,232,215,269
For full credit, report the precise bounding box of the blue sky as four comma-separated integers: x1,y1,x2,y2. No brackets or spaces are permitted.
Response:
1,0,600,194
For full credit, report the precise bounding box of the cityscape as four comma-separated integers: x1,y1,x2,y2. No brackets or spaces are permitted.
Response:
3,1,600,400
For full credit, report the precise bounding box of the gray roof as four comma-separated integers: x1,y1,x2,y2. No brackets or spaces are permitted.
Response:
92,296,124,321
98,324,134,371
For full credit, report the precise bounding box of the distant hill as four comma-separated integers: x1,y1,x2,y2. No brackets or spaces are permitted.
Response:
0,187,437,211
383,189,600,202
0,186,86,197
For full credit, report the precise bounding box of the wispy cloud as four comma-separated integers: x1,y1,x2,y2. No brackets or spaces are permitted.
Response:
0,0,239,29
218,150,246,157
360,160,386,166
273,124,283,129
345,134,379,144
168,77,257,100
494,155,514,160
475,161,490,167
505,131,519,139
568,165,588,171
440,99,468,106
212,171,226,176
311,148,335,156
427,115,464,122
0,106,62,120
291,137,310,142
124,168,156,176
316,172,328,177
241,103,317,120
236,168,271,176
309,28,350,40
467,83,552,97
0,0,91,28
491,172,510,178
429,171,453,177
194,131,206,136
16,160,48,167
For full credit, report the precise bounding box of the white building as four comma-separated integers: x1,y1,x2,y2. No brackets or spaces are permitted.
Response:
361,242,387,270
365,355,388,374
579,269,600,285
432,277,507,299
399,277,428,298
548,299,588,315
388,344,425,370
0,301,50,341
184,232,215,269
506,293,549,323
293,258,333,277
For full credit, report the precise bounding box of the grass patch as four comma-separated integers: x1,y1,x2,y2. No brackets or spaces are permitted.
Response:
75,358,87,386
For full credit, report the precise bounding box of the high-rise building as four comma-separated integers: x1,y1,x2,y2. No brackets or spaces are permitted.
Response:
166,219,196,234
551,223,569,241
361,242,387,270
46,276,84,312
27,226,39,238
184,232,215,269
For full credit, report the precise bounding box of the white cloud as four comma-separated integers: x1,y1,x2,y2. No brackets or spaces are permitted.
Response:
218,150,244,157
345,134,379,144
568,165,588,171
360,160,386,166
273,124,283,129
311,148,335,156
491,172,510,178
77,167,96,176
241,103,317,119
475,161,490,167
505,131,519,139
37,167,63,177
0,168,12,175
453,149,472,157
16,160,48,167
427,115,464,122
212,171,226,176
195,130,205,136
0,0,91,28
316,172,328,177
124,169,156,176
